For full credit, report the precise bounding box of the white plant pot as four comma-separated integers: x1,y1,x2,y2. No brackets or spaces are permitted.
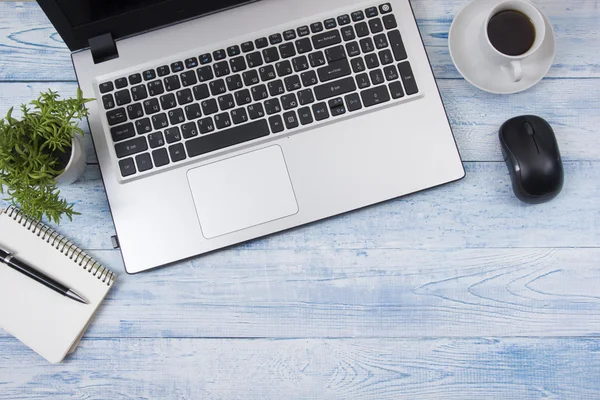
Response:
56,135,86,185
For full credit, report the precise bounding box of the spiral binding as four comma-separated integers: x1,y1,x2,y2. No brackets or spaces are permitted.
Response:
3,206,115,285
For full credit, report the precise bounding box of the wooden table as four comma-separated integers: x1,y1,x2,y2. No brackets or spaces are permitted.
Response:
1,1,599,398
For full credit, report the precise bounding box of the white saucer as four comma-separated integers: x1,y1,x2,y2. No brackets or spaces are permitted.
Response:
448,0,556,94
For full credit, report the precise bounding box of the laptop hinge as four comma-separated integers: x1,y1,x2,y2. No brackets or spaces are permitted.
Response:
88,33,119,64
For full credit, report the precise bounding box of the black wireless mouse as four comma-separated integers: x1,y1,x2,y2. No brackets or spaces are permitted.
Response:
499,115,564,204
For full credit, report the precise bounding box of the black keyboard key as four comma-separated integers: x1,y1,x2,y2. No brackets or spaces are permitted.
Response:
213,49,226,60
148,132,165,149
102,94,115,109
317,59,351,82
214,112,232,129
383,14,397,29
369,18,384,34
284,75,302,92
164,75,181,91
169,143,186,162
186,119,270,157
164,127,182,143
171,61,184,73
198,117,215,134
197,66,214,82
231,108,249,124
227,45,241,57
252,84,269,101
128,73,142,85
365,6,378,18
276,60,293,77
283,29,296,41
379,49,394,65
296,38,313,54
157,66,170,77
263,47,280,63
126,103,144,120
264,98,282,115
226,74,243,91
230,56,247,73
351,57,366,73
193,84,210,100
379,3,392,14
110,122,135,142
185,103,203,120
365,53,380,69
100,82,114,93
384,65,399,81
279,43,296,59
246,52,263,68
107,108,127,126
351,10,365,22
389,80,405,99
255,37,268,48
199,53,212,64
388,30,408,61
181,122,199,138
292,55,309,72
361,85,390,107
152,148,170,167
311,22,324,34
341,26,356,41
337,14,351,26
356,73,370,89
177,88,194,106
119,158,136,177
136,118,152,135
148,80,165,96
314,76,356,100
268,80,285,96
312,30,342,49
329,99,346,116
309,51,326,68
297,26,310,37
241,41,254,53
210,79,227,96
235,89,252,106
214,61,230,77
355,22,369,38
143,69,156,81
269,33,283,45
398,61,418,95
180,71,197,87
168,108,185,125
143,98,161,115
243,69,261,86
202,98,219,115
258,65,277,81
283,110,299,129
269,115,284,133
115,77,128,89
248,103,265,120
160,93,177,110
131,84,148,101
326,45,346,62
297,89,315,105
281,93,298,110
360,37,375,53
324,18,337,30
115,89,131,106
298,107,313,125
152,113,169,130
218,94,236,110
374,33,389,49
346,41,361,57
115,136,148,158
312,102,329,121
185,57,199,69
370,69,385,85
345,93,362,111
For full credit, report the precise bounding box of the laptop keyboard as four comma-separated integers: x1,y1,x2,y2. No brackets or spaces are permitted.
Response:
98,3,420,179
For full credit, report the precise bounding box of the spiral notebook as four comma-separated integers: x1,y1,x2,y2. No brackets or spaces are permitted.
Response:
0,207,116,363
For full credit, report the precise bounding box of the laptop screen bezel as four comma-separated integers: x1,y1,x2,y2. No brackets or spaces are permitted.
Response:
36,0,258,52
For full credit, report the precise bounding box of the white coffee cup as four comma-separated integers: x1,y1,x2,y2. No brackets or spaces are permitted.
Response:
481,0,546,82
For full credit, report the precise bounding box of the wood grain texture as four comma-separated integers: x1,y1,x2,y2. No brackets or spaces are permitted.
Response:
1,338,599,400
0,1,599,81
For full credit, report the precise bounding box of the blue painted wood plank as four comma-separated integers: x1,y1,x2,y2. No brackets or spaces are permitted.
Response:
0,337,599,399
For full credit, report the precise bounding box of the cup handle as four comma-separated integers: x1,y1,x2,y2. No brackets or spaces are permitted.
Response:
509,60,523,82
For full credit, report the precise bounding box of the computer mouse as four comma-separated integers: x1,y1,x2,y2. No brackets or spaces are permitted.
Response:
499,115,564,204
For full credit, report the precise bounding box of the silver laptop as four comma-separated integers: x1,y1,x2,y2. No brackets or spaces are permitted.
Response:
37,0,465,273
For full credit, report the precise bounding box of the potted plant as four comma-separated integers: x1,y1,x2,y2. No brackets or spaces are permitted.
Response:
0,88,92,223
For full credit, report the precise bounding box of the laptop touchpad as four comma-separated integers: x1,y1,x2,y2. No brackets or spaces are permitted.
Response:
187,146,299,239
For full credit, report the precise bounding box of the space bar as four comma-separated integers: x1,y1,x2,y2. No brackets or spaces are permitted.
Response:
185,120,270,157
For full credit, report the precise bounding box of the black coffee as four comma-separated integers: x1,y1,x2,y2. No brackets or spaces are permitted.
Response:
487,10,536,56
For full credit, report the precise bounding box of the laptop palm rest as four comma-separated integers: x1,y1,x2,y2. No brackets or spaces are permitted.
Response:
187,146,299,239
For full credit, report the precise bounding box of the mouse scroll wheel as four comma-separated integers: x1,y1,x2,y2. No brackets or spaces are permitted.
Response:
524,122,535,136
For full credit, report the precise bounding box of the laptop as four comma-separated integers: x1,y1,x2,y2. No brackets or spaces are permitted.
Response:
37,0,465,273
